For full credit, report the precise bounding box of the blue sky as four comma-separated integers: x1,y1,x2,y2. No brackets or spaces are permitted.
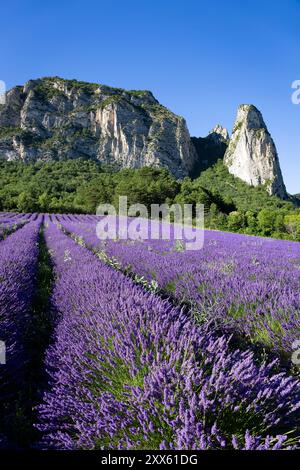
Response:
1,0,300,193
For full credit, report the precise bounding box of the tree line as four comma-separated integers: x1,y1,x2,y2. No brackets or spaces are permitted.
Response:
1,158,300,241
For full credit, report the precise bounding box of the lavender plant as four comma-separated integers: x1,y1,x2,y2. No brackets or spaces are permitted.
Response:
36,221,300,450
57,216,300,356
0,217,42,440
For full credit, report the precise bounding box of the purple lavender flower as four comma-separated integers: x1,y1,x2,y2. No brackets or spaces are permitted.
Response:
56,216,300,356
0,216,42,436
36,220,300,450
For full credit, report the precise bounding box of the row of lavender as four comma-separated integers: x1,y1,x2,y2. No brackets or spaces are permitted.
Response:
54,214,300,357
35,218,300,449
0,212,35,225
0,216,42,445
0,212,36,240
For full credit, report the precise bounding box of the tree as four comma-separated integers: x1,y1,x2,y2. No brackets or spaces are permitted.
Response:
75,176,115,212
284,214,300,240
17,191,38,213
227,211,246,232
38,192,49,212
257,209,277,236
245,211,257,233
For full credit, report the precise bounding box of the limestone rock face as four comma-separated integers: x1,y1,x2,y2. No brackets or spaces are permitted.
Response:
207,124,229,144
0,77,197,178
224,104,287,198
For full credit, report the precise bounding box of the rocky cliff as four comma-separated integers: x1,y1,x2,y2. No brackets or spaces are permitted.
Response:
191,124,229,177
0,78,289,198
206,124,229,145
224,104,287,198
0,77,197,178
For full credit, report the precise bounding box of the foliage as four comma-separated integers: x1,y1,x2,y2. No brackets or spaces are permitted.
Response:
0,126,22,139
177,160,300,241
0,160,179,215
0,158,300,240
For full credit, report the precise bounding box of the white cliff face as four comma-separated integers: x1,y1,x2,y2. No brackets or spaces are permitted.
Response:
224,105,287,198
0,77,197,178
207,124,229,144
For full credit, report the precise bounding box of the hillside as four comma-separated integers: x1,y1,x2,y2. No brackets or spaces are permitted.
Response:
1,158,299,240
194,160,291,213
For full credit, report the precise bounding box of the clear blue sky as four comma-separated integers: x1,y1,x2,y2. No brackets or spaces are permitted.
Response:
1,0,300,193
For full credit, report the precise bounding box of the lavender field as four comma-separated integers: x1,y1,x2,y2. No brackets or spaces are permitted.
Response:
1,212,300,450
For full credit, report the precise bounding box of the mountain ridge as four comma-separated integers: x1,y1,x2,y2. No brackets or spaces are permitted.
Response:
0,76,197,178
0,76,291,198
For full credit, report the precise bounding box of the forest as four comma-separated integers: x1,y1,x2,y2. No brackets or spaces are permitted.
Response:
1,158,300,241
